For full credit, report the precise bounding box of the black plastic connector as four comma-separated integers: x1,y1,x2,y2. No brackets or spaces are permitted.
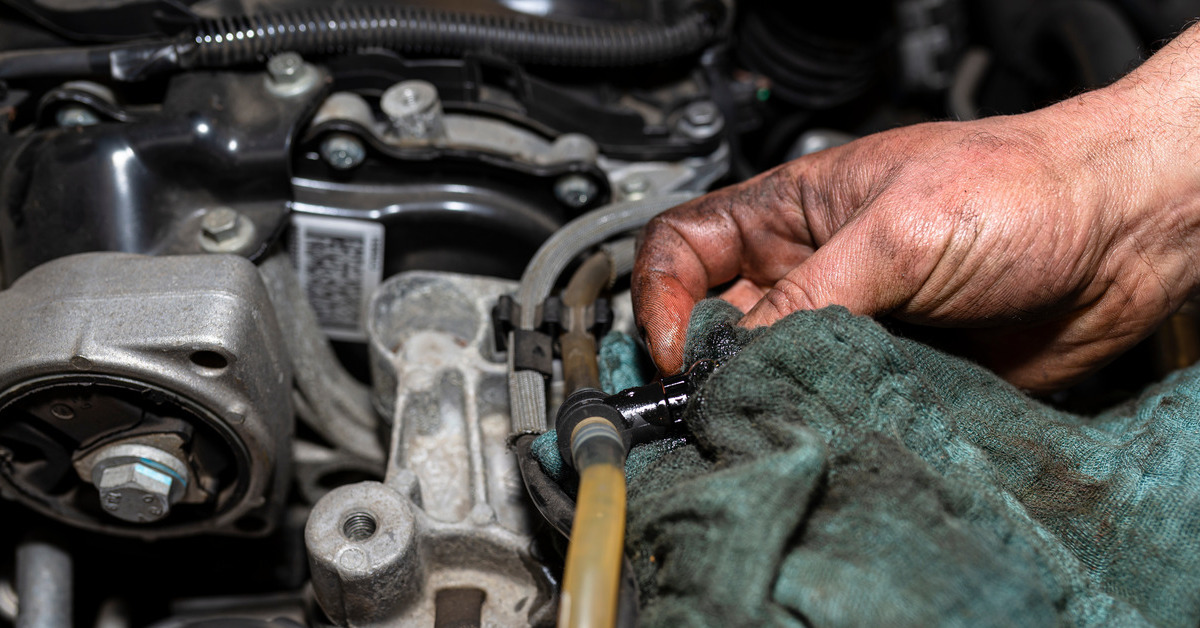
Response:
555,388,630,471
512,329,554,377
491,294,518,352
555,359,719,470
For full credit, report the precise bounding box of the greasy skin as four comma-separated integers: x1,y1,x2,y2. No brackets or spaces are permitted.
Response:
634,25,1200,393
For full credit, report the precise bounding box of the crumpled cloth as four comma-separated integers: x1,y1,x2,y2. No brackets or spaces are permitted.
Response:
610,299,1200,627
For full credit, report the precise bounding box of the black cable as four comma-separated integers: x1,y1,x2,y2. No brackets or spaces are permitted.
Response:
0,3,722,81
515,434,576,538
514,433,640,627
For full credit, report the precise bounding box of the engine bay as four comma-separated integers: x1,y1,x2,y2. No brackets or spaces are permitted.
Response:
0,0,1195,626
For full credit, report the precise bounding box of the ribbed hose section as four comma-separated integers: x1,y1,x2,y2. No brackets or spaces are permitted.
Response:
183,6,717,68
510,369,549,434
509,192,698,434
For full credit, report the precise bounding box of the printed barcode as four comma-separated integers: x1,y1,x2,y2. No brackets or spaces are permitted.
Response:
305,231,365,330
290,214,385,341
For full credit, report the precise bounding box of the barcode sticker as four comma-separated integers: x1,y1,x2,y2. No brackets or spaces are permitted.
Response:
290,214,384,341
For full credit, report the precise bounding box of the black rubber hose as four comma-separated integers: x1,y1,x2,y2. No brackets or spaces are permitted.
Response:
0,4,720,81
183,5,719,69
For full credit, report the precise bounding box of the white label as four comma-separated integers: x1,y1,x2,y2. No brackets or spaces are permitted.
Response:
289,214,384,341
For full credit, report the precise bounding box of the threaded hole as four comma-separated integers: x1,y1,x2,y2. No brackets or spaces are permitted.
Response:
401,88,418,105
342,511,377,541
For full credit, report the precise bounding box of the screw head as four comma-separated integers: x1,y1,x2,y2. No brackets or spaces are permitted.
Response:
320,133,366,170
267,52,303,82
554,174,599,209
56,105,100,128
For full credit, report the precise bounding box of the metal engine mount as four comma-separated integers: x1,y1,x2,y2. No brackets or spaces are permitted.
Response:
306,272,554,626
0,253,293,538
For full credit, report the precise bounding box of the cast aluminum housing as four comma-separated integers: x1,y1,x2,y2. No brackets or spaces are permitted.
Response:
0,253,293,538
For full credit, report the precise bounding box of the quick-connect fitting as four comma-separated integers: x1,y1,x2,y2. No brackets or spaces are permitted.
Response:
555,359,719,471
556,388,630,472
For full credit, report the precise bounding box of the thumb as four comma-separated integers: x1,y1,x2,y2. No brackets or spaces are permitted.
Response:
739,216,932,328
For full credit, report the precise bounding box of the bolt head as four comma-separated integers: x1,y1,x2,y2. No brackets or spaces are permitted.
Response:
677,101,724,141
56,105,100,128
684,101,719,126
97,462,174,523
554,174,598,209
201,207,242,243
320,134,366,170
381,81,438,118
264,53,320,97
620,176,650,195
380,81,444,139
267,52,303,81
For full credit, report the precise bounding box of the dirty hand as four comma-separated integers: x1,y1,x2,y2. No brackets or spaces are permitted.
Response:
633,26,1200,393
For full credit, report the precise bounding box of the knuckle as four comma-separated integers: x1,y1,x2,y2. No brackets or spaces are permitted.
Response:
769,276,819,313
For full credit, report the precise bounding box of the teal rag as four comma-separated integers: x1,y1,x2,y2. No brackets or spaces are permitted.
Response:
536,298,1200,627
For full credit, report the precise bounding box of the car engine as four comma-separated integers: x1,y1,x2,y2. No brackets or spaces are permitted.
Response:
0,0,1194,626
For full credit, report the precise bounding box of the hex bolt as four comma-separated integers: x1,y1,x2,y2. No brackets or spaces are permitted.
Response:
685,101,719,126
96,464,172,522
265,52,320,97
201,207,241,243
619,176,650,201
320,133,367,170
380,80,445,140
554,174,599,209
267,52,303,83
199,207,256,252
677,100,724,141
90,444,189,524
55,105,100,128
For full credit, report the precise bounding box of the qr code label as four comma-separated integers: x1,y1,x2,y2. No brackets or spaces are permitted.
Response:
290,214,384,341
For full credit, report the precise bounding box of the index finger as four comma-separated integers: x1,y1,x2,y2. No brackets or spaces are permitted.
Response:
632,165,819,373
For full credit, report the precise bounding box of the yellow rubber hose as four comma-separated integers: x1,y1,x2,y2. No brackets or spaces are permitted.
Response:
559,417,628,628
